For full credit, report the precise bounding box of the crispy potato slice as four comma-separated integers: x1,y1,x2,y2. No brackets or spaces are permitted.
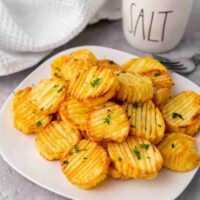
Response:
35,120,80,160
115,71,153,103
59,98,93,132
62,58,94,81
97,59,121,71
158,133,200,172
123,100,165,144
68,66,119,102
28,79,66,114
122,57,172,106
61,139,110,189
108,136,163,178
109,164,130,179
51,49,96,80
162,91,200,136
87,102,129,142
12,87,52,134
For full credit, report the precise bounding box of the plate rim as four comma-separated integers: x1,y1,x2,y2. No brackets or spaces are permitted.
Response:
0,45,199,200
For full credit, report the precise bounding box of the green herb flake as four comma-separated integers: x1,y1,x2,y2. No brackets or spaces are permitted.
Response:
83,157,87,160
74,145,79,153
54,73,61,78
91,78,101,87
121,70,126,73
132,103,139,109
53,85,58,88
147,156,151,160
140,143,150,150
35,121,42,127
63,160,69,165
103,117,110,124
157,124,162,127
171,143,176,148
154,71,161,76
57,88,63,93
118,157,122,161
73,58,78,62
68,152,74,156
133,147,141,160
172,112,184,120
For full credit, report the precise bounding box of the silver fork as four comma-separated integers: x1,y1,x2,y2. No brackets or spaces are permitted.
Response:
152,54,200,74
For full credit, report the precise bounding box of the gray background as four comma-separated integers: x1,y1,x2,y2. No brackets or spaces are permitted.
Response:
0,0,200,199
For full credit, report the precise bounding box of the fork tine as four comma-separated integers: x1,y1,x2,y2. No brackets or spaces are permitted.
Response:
159,60,180,65
160,62,184,68
153,55,171,62
167,66,187,70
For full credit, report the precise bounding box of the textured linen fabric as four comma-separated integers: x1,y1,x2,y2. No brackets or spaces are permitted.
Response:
0,0,108,76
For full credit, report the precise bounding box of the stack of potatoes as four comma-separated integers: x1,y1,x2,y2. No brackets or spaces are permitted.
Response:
11,49,200,189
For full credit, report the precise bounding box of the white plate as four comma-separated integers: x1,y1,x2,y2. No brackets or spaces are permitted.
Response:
0,46,200,200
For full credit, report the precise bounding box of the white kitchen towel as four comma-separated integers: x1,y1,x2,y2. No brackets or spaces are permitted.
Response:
0,0,121,76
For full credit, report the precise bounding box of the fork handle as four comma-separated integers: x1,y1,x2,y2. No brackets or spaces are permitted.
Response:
191,54,200,66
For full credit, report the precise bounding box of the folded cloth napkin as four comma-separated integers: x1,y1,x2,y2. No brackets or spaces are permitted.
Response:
0,0,114,76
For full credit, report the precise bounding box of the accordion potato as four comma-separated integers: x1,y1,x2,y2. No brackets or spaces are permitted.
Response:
61,139,110,189
122,57,172,106
97,59,121,71
35,120,80,160
115,71,153,103
162,91,200,136
158,133,200,172
68,66,119,103
12,87,52,134
59,98,93,132
28,79,66,114
123,100,165,144
108,136,163,179
109,164,129,179
87,102,129,142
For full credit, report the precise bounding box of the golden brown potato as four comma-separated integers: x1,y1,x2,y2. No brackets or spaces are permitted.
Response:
122,57,172,106
123,100,165,144
68,66,119,103
115,71,153,103
97,59,121,71
59,98,93,132
51,49,96,80
108,136,163,178
61,139,110,189
158,133,200,172
35,120,80,160
28,79,66,114
12,87,52,134
162,91,200,136
109,164,130,179
87,102,129,142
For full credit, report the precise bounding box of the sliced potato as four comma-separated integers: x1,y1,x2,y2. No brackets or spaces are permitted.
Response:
109,164,130,179
123,100,165,144
28,79,66,114
122,57,172,106
87,102,129,142
158,133,200,172
162,91,200,136
115,71,153,103
59,98,93,132
68,66,119,102
97,59,121,71
35,120,80,160
12,87,52,134
61,139,110,189
108,136,163,178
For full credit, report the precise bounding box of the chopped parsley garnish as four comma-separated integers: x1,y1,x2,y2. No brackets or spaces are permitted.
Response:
118,157,122,161
74,145,79,153
57,88,62,93
131,124,136,128
147,156,151,160
68,152,74,156
132,103,139,109
171,143,175,148
53,85,58,88
133,147,141,160
140,143,150,150
107,109,113,113
35,121,42,127
32,111,36,114
91,78,101,87
103,117,110,124
172,112,184,120
73,58,78,62
63,160,69,165
154,71,161,76
54,73,61,78
121,70,126,73
157,124,162,127
83,157,87,160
